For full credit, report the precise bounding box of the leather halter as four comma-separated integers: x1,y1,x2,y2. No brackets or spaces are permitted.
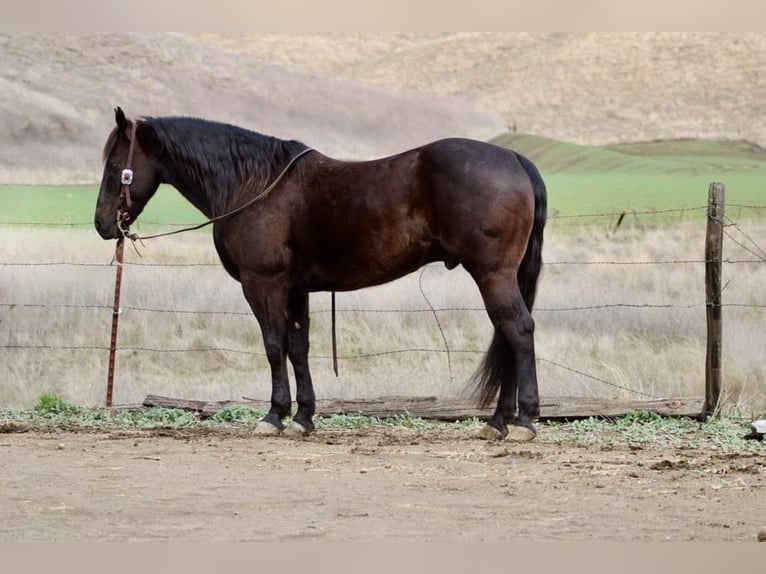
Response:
117,120,138,234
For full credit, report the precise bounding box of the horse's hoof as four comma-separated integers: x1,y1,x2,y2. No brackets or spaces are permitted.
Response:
475,424,505,441
283,421,311,437
253,421,283,436
506,424,537,442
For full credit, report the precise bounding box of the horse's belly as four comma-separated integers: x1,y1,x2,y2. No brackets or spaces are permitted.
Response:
303,242,434,292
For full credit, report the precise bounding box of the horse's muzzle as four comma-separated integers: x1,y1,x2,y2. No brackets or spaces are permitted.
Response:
94,217,122,240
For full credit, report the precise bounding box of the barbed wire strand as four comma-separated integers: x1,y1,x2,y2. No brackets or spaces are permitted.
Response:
5,257,766,268
727,203,766,210
4,300,766,317
724,216,766,261
724,229,766,263
548,206,708,220
1,203,763,240
538,358,658,399
418,266,454,379
0,341,659,400
0,205,716,229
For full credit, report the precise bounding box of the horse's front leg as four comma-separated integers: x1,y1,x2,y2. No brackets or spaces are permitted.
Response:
241,278,291,435
283,289,316,437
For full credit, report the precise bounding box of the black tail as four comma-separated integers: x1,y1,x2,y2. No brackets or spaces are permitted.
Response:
471,152,547,408
515,152,547,311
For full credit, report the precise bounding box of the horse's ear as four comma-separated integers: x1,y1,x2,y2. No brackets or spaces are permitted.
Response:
115,107,128,133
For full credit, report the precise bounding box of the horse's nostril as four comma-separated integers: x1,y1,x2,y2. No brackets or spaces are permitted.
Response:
94,217,115,239
95,218,108,237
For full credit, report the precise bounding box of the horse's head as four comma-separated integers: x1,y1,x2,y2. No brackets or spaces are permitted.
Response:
94,107,162,240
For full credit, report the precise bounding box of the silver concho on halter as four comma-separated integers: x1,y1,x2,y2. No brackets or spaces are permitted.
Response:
120,168,134,186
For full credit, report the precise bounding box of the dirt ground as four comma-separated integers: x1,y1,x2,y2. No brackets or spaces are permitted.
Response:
1,425,764,542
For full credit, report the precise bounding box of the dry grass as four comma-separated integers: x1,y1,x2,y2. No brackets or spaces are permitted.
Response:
0,33,502,184
2,219,764,413
192,32,766,147
3,33,766,184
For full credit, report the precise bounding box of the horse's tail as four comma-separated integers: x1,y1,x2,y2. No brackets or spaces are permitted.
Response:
471,152,547,408
515,152,547,311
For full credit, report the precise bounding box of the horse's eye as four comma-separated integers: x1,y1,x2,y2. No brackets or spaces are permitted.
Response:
108,161,120,170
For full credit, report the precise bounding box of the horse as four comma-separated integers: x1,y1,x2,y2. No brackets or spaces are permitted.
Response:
95,107,547,441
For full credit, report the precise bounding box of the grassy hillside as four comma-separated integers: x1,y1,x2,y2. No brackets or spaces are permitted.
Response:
3,33,766,185
493,134,766,218
193,33,766,149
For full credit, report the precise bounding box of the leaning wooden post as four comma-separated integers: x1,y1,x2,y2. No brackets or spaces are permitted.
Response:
106,238,125,407
704,182,725,418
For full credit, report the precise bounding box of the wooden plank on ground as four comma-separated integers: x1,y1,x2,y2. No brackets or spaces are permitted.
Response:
142,395,209,412
143,394,704,421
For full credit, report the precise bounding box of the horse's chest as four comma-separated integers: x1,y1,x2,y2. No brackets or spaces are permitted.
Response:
213,222,291,280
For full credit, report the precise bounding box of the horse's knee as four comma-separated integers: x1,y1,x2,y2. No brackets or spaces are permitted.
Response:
514,313,535,338
501,313,534,347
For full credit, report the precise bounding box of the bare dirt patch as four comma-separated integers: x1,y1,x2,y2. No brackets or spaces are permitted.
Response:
1,425,764,541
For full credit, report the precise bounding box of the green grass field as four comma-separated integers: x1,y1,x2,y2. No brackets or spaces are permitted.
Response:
1,135,764,228
492,134,766,219
0,184,202,229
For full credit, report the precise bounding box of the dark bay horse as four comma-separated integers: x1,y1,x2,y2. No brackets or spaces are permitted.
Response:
95,107,547,441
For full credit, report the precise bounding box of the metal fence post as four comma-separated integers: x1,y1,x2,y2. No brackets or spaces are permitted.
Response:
106,238,125,407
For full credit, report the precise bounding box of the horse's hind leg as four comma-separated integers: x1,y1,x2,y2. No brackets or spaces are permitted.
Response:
474,271,539,441
283,290,316,437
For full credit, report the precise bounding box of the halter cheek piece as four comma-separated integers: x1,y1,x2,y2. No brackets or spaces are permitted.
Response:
116,121,138,238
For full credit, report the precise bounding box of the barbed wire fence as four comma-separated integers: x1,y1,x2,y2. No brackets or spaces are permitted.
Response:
1,185,764,413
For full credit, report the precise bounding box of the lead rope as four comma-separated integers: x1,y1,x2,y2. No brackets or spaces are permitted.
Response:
331,291,338,376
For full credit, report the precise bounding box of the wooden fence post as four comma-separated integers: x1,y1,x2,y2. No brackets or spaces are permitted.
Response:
106,238,125,407
704,182,725,417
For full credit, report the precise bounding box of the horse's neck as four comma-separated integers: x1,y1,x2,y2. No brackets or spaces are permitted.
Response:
162,163,221,219
171,180,215,218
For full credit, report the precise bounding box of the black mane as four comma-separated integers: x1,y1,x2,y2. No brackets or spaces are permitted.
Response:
144,116,309,216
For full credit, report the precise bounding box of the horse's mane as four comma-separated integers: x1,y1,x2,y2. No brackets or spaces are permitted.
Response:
140,116,309,216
